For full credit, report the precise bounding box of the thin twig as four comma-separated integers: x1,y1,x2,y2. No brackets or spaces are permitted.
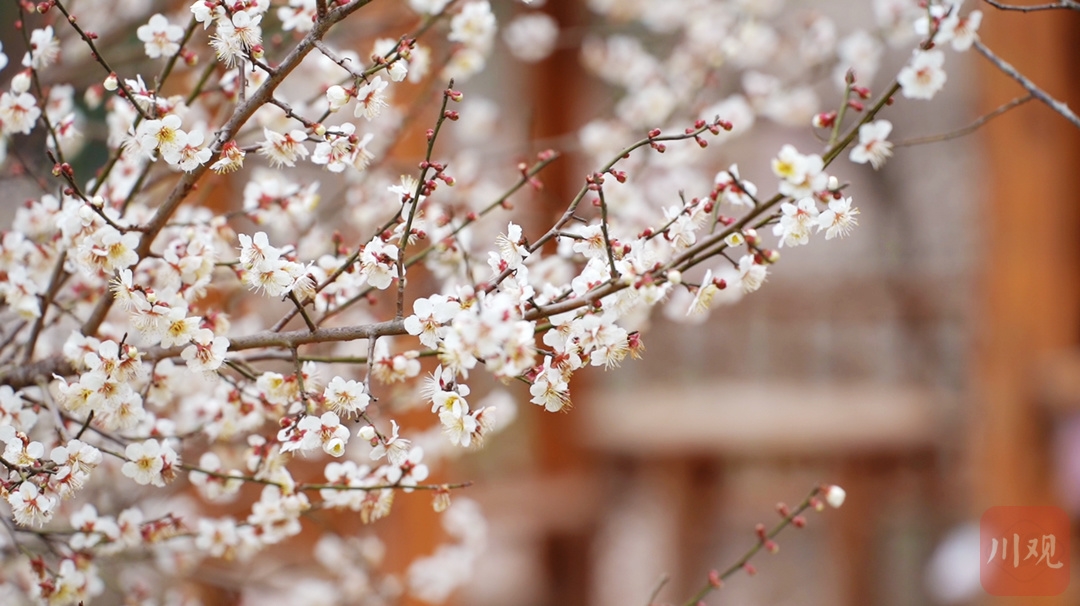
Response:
596,187,621,279
677,487,824,606
974,40,1080,129
982,0,1080,11
395,82,456,318
645,575,670,606
895,94,1034,147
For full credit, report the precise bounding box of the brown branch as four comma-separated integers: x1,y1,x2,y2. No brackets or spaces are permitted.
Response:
395,83,456,318
974,40,1080,129
51,0,152,121
1,319,406,391
895,94,1034,147
982,0,1080,11
676,487,825,606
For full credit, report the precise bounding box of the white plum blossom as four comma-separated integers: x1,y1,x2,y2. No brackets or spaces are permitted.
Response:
312,123,374,172
279,0,318,32
323,377,371,416
0,91,41,136
688,269,722,316
773,198,820,248
22,26,59,69
355,76,389,121
898,49,947,100
138,14,185,59
190,0,223,28
363,420,411,467
495,222,530,270
281,411,351,457
714,165,758,207
404,294,461,348
210,140,246,173
449,1,497,50
503,13,559,63
259,128,310,168
211,10,263,67
8,482,57,526
950,10,983,52
771,144,827,198
738,254,768,294
129,114,185,160
160,307,201,348
371,339,422,383
385,445,430,487
181,328,229,373
849,120,894,169
360,237,399,290
75,226,141,273
817,196,860,240
530,356,570,412
410,0,452,14
325,85,351,112
121,439,179,487
163,128,213,171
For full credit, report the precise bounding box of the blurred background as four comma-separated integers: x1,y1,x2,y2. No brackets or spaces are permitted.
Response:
436,3,1080,606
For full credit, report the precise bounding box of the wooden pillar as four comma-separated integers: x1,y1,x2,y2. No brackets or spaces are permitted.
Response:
972,5,1080,605
528,2,597,605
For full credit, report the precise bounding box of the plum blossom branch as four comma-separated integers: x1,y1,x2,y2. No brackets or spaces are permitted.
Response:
595,186,620,279
895,94,1033,147
981,0,1080,10
79,0,380,338
973,40,1080,128
395,82,458,318
50,0,152,121
674,486,840,606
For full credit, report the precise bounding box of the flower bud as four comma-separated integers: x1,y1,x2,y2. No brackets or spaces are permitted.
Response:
12,72,32,94
812,111,836,129
825,485,846,508
103,73,118,91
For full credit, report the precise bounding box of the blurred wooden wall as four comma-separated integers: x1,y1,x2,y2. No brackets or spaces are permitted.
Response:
974,4,1080,606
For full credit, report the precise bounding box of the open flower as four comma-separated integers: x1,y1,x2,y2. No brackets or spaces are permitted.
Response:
816,196,860,240
849,120,893,169
137,14,184,59
898,50,946,100
8,482,57,526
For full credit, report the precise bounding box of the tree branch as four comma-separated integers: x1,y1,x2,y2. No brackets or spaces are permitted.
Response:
974,40,1080,129
981,0,1080,11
